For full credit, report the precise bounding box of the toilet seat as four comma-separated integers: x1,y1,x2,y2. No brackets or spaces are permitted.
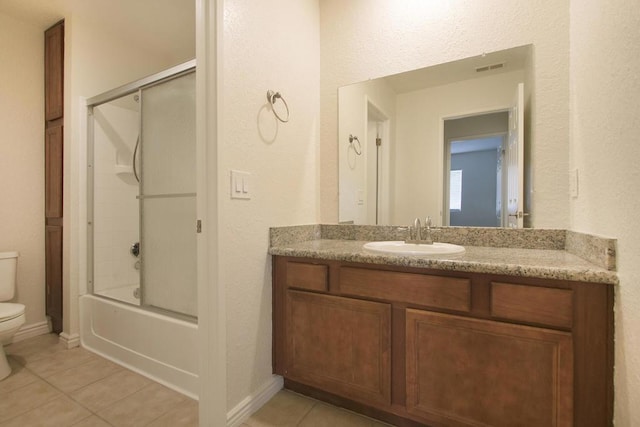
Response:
0,303,25,322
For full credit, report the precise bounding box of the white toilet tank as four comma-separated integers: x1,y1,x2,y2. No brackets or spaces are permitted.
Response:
0,252,18,301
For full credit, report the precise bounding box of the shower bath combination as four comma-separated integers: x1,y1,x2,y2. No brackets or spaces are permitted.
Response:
81,60,199,398
87,60,196,317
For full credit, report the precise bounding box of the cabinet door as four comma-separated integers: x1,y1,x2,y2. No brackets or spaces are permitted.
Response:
45,225,63,333
285,290,391,406
406,309,573,427
45,21,64,121
45,124,63,218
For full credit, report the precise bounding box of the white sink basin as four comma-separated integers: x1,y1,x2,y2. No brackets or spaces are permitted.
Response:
363,241,465,256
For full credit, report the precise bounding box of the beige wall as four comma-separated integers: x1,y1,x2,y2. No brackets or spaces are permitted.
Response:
221,0,320,411
569,0,640,424
0,13,47,332
320,0,571,229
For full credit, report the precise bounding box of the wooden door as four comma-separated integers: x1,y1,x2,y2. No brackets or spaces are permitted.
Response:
285,290,392,407
45,226,63,332
45,21,64,121
45,124,63,218
406,309,573,427
44,20,64,333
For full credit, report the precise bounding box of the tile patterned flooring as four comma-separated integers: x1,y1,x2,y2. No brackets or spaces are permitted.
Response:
2,334,391,426
2,333,198,426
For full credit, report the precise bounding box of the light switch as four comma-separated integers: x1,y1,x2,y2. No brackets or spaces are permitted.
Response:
231,170,251,199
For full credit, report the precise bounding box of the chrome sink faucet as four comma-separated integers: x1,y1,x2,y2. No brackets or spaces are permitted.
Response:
405,216,435,244
404,217,420,243
422,216,434,245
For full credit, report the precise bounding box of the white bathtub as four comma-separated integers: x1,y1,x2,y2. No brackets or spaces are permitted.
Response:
94,284,140,305
79,294,198,399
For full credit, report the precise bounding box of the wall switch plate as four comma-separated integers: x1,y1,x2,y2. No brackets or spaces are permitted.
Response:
231,170,251,199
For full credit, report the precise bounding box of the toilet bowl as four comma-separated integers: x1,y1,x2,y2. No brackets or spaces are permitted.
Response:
0,304,25,380
0,252,25,381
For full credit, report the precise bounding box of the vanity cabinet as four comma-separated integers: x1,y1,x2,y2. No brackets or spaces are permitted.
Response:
272,256,613,427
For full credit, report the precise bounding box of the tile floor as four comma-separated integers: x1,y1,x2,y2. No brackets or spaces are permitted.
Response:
240,390,392,427
2,333,391,427
2,333,197,426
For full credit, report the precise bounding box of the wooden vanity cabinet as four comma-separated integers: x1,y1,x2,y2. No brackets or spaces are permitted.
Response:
272,256,613,427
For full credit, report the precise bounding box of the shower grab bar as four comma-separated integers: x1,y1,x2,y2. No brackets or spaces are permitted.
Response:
136,192,196,200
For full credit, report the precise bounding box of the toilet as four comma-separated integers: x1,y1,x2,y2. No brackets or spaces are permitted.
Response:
0,252,25,380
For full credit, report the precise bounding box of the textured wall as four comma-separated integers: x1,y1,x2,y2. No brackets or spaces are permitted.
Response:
569,0,640,424
222,0,320,410
320,0,570,229
0,13,47,331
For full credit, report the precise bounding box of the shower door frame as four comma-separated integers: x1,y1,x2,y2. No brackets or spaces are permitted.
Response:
86,60,196,320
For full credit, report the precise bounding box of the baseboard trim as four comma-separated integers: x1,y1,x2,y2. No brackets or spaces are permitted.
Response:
59,332,81,349
12,321,51,343
226,375,284,427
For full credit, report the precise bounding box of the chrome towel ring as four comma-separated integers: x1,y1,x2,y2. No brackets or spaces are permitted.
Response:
349,134,362,155
267,90,290,123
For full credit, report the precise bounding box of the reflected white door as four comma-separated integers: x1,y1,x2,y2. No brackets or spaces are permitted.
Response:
506,83,524,228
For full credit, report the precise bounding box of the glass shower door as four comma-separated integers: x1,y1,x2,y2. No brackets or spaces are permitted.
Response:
139,71,197,317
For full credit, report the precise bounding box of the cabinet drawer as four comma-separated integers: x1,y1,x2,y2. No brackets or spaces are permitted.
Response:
339,267,470,312
491,282,573,329
285,262,328,292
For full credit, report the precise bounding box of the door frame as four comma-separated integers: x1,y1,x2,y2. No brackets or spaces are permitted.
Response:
365,97,391,225
444,132,508,227
440,107,510,226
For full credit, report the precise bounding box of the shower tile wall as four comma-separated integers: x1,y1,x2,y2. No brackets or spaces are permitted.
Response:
92,99,140,295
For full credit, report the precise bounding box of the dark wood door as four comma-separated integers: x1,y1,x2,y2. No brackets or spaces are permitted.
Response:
285,290,392,407
406,309,573,427
44,20,64,333
45,124,63,218
45,22,64,121
45,226,63,332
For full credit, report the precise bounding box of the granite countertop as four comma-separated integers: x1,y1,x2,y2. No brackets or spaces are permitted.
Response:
269,225,619,285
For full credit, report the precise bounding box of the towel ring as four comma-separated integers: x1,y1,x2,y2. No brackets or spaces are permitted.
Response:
349,134,362,155
267,90,290,123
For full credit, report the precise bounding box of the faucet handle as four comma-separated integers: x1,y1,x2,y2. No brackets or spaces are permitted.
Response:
425,217,432,228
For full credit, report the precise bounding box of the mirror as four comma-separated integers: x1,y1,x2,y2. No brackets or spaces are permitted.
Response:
338,45,532,227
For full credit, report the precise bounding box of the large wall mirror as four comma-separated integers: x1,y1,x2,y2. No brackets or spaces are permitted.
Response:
338,45,532,228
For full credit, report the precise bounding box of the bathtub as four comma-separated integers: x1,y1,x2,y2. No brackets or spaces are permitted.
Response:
94,284,140,305
79,294,198,399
